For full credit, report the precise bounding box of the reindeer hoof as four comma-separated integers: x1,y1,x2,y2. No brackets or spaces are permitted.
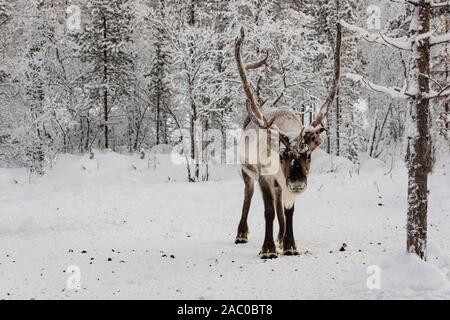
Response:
259,248,278,259
260,252,278,259
283,249,299,256
235,237,248,244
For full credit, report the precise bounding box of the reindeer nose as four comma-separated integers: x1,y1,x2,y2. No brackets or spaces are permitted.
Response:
287,180,307,193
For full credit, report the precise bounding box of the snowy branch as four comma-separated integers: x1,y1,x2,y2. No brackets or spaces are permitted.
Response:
395,0,450,8
348,71,450,100
430,33,450,46
340,20,412,50
341,18,449,50
345,73,411,99
430,1,450,9
425,84,450,99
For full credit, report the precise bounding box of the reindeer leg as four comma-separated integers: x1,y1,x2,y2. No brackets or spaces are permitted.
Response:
235,169,254,244
259,178,277,259
283,205,299,256
274,185,285,249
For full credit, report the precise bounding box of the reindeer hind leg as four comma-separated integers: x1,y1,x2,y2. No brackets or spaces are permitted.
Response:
235,169,254,244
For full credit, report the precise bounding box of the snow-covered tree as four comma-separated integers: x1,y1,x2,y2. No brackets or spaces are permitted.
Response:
148,0,171,146
74,0,135,150
342,0,450,259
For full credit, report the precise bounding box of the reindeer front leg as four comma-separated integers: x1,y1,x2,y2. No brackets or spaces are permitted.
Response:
274,185,285,249
283,204,299,255
259,178,278,259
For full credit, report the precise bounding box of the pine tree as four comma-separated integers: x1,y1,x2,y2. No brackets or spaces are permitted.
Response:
148,0,170,146
21,1,56,174
75,0,135,150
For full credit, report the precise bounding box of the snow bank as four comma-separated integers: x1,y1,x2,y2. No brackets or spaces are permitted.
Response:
344,246,450,299
376,251,449,293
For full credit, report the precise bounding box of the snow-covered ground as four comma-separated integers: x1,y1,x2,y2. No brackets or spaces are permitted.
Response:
0,150,449,299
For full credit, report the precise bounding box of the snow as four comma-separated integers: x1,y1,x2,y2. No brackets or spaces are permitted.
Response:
358,154,386,173
0,150,449,299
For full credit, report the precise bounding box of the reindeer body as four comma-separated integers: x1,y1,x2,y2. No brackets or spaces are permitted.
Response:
241,109,304,206
237,109,313,258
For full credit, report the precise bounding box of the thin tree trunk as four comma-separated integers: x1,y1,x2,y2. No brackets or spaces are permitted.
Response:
445,16,449,129
326,108,331,154
335,89,340,156
156,91,161,145
188,0,199,181
369,110,378,157
373,103,393,155
85,115,90,152
155,40,162,145
102,15,109,149
335,0,341,157
190,107,199,181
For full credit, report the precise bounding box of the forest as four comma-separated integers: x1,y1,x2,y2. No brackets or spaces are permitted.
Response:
1,0,447,173
0,0,449,300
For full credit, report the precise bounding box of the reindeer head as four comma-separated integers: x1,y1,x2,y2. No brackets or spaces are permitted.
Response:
235,24,341,193
277,127,325,193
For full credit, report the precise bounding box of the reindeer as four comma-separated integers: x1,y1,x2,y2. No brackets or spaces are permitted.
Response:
234,24,342,258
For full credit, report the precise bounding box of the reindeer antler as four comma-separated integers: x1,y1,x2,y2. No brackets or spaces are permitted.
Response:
310,23,342,128
235,27,290,147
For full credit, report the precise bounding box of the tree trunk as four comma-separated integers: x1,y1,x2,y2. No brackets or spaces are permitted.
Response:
188,0,199,181
156,85,161,145
406,1,432,260
373,103,393,156
326,109,331,154
155,41,162,145
102,15,109,149
369,110,378,157
335,89,340,156
445,16,449,136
